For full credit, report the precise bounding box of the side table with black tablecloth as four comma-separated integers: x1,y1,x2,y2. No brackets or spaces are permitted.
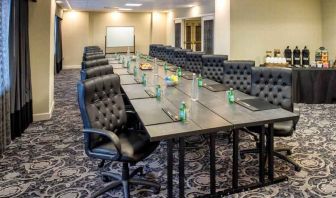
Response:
292,68,336,104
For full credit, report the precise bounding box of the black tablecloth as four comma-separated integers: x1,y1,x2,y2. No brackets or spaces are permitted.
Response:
292,68,336,104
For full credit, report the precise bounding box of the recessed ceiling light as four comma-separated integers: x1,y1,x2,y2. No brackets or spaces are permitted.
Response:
56,0,63,4
118,8,133,11
125,3,142,7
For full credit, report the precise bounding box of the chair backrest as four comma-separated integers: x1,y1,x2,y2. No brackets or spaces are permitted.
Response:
82,59,109,70
223,61,255,94
156,46,166,60
84,51,104,57
174,49,191,68
185,52,205,73
78,74,127,132
165,47,176,64
81,65,114,81
84,54,106,61
149,44,162,57
251,67,293,111
84,46,100,52
202,55,228,83
78,74,127,151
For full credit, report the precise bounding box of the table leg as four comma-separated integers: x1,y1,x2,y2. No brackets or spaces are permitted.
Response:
167,139,173,198
209,133,216,195
232,129,239,189
259,126,266,184
267,123,274,181
179,138,185,198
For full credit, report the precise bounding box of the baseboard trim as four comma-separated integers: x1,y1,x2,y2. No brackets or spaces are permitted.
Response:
63,65,81,69
33,101,55,122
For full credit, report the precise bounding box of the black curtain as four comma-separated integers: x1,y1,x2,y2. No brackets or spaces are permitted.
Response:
55,16,63,74
9,0,33,139
204,20,214,54
175,23,181,48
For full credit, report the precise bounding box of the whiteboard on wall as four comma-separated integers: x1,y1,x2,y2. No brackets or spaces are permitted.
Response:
106,26,135,48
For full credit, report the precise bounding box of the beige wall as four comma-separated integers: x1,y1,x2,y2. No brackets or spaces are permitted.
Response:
230,0,323,65
29,0,55,121
214,0,230,55
62,11,90,67
151,12,167,45
322,0,336,61
62,11,167,67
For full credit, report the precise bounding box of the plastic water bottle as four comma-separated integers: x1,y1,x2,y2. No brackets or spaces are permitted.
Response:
179,101,187,122
197,74,203,87
127,60,131,72
177,67,182,77
127,47,130,59
142,73,147,87
133,64,138,79
227,88,235,104
164,62,168,72
191,73,199,101
156,85,161,100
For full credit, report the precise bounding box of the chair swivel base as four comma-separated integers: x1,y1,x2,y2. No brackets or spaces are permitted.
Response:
92,164,161,198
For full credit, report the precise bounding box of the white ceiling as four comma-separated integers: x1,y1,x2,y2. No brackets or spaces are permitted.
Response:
56,0,209,12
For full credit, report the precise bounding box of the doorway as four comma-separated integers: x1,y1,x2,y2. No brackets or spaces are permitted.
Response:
184,18,202,51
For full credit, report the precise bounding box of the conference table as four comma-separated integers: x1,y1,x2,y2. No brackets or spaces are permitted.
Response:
109,56,299,197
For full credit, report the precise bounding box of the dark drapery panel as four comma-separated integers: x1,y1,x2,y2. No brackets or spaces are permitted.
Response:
9,0,33,139
175,23,181,48
204,20,214,54
0,0,12,154
55,16,63,74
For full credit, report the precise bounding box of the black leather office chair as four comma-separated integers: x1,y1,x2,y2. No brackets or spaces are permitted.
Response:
223,61,255,94
84,51,104,57
185,52,205,73
241,67,301,171
81,65,114,81
155,46,166,60
173,49,191,68
82,59,109,70
149,44,162,58
78,74,161,198
202,55,228,83
85,46,100,51
165,47,176,64
84,54,106,61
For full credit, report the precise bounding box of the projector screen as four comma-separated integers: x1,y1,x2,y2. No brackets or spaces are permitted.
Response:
106,26,135,48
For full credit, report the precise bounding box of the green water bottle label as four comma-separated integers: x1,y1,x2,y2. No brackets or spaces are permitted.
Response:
164,62,168,71
179,102,187,122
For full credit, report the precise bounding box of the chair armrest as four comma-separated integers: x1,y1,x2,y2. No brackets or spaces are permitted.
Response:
83,128,121,154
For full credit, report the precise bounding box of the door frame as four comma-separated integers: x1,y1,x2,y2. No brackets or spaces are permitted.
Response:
174,13,215,51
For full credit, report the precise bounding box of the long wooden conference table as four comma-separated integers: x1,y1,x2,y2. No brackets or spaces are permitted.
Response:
109,56,299,198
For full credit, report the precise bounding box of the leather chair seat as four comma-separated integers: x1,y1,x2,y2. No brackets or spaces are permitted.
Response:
92,130,159,162
247,120,294,137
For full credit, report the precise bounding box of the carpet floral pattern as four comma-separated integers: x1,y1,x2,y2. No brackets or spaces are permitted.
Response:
0,69,335,198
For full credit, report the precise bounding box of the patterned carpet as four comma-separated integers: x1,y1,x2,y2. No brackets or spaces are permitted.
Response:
0,69,335,198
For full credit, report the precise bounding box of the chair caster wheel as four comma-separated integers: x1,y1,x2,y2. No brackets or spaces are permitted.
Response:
102,175,112,182
286,150,292,155
295,166,301,172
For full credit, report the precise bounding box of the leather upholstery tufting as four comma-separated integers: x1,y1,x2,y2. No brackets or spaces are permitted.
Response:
83,54,106,61
251,67,293,112
156,46,166,60
77,74,159,162
185,52,205,73
174,49,191,68
82,59,109,70
223,61,255,94
202,55,228,83
164,47,176,64
81,65,114,81
149,44,162,58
